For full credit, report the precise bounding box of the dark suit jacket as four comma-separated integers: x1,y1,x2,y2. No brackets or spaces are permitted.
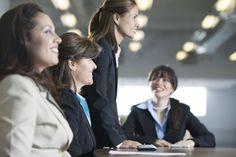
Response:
122,98,215,147
82,38,125,148
60,89,96,157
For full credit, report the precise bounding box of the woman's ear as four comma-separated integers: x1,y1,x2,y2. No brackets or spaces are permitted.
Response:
113,13,120,25
68,60,77,71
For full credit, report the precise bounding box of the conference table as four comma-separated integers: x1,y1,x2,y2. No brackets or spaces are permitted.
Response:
94,147,236,157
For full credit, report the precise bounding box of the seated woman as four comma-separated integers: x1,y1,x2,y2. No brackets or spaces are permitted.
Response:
122,65,215,147
0,3,73,156
50,32,101,157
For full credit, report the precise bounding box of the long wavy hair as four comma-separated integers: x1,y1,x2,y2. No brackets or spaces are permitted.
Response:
88,0,137,52
50,32,101,94
0,3,58,98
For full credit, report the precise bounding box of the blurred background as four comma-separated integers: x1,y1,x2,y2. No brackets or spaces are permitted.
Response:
1,0,236,147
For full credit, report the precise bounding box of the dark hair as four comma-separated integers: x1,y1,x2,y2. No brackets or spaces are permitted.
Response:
51,32,101,92
148,65,178,91
88,0,137,51
148,65,180,132
0,3,43,77
0,3,58,99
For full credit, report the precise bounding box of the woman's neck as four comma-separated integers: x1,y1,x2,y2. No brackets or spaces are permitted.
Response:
114,26,124,45
70,82,82,94
152,97,169,110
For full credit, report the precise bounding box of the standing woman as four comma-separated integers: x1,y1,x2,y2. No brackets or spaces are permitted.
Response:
82,0,140,148
0,3,73,157
50,32,101,157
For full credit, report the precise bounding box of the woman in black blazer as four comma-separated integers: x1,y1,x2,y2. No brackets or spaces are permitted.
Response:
50,32,101,157
122,65,215,147
82,0,141,148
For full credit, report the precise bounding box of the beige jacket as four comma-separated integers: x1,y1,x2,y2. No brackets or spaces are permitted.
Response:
0,74,73,157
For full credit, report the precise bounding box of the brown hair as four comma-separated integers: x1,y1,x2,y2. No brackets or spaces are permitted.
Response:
148,65,178,91
88,0,137,51
148,65,181,132
0,3,57,98
51,32,101,92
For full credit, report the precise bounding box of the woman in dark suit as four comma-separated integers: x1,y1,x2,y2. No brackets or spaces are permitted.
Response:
82,0,141,148
122,65,216,147
50,32,101,157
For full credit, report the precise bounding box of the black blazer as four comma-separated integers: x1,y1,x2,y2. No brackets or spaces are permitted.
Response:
60,89,96,157
122,98,215,147
83,39,125,148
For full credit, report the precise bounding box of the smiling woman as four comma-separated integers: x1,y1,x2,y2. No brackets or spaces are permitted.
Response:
0,3,73,157
50,32,101,157
82,0,141,149
26,12,62,73
122,65,215,148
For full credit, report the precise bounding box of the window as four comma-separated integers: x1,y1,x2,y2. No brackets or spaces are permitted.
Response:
117,85,206,116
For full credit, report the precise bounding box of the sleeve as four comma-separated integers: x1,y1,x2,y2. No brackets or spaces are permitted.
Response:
0,76,37,157
122,108,157,144
186,111,216,147
84,42,124,146
60,93,82,156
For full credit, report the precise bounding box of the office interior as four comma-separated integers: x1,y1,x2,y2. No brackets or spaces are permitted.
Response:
1,0,236,147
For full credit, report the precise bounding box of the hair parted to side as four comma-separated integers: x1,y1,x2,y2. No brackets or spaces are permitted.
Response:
51,32,101,91
148,65,181,132
148,65,178,92
88,0,137,51
0,2,43,78
0,3,60,102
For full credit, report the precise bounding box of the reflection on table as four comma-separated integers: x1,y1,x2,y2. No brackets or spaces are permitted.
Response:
94,147,236,157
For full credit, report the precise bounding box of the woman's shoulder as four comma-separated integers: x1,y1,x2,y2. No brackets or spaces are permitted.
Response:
131,100,150,111
98,38,113,52
170,98,190,111
60,89,77,102
0,74,35,88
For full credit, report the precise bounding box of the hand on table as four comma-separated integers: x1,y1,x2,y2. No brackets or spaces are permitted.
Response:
154,139,171,147
119,140,141,149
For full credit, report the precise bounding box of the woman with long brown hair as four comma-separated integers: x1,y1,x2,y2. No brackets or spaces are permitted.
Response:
0,3,73,156
82,0,140,148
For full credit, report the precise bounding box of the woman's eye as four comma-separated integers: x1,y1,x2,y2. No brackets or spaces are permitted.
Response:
45,29,52,34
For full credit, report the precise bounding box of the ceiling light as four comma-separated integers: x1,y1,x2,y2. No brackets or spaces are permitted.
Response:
229,51,236,61
201,15,220,29
183,41,197,52
129,41,142,53
133,30,145,41
137,14,148,28
60,13,77,28
136,0,153,11
51,0,70,10
215,0,235,15
176,50,188,61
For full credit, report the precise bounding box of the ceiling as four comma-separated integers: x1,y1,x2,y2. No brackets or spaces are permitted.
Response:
6,0,236,87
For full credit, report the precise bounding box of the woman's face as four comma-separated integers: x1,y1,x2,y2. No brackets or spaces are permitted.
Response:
26,12,61,72
73,58,97,87
149,77,174,100
116,5,139,39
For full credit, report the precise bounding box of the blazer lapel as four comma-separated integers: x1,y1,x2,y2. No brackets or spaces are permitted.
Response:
111,49,118,97
46,92,65,117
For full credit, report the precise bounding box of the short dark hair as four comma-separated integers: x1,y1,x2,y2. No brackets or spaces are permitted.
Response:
148,65,178,91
